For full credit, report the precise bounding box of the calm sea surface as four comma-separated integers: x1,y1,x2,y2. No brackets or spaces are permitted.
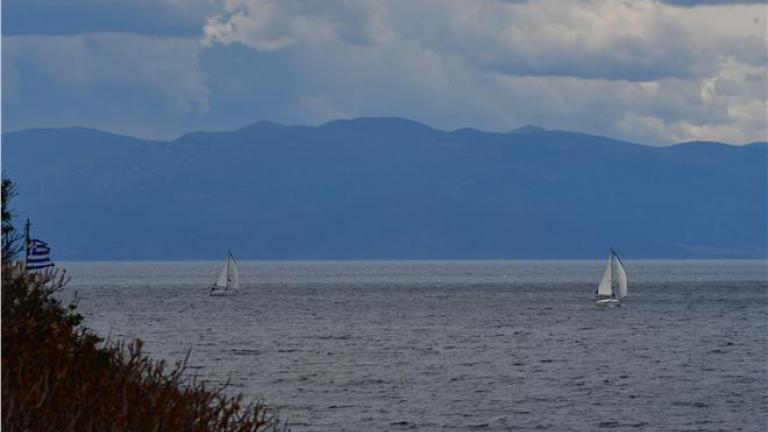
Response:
60,260,767,431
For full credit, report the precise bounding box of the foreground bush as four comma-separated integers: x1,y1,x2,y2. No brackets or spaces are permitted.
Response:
1,266,286,432
1,177,287,431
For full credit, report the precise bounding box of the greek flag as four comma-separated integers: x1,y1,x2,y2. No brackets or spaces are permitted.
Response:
27,238,55,270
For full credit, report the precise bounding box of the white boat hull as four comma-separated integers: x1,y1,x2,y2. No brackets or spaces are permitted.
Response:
594,298,622,307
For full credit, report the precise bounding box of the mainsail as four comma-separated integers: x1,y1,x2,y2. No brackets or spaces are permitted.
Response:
595,248,628,302
229,253,240,290
613,251,628,299
214,261,229,289
212,251,239,292
596,253,613,297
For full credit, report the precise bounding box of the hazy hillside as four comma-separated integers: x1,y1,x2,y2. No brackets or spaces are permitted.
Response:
3,118,766,259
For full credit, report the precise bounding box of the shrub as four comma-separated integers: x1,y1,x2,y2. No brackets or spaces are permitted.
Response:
1,178,287,432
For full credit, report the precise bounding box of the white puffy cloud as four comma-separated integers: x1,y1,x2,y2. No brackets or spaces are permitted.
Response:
203,0,392,49
3,0,766,144
201,0,767,144
204,0,767,81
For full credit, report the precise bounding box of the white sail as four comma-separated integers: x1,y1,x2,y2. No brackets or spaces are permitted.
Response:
613,252,628,299
214,260,229,288
211,251,239,294
228,253,240,290
596,254,613,297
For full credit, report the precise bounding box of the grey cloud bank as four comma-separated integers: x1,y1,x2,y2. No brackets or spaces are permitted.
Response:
2,0,767,144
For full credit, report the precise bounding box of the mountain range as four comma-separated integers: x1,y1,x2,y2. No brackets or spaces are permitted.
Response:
3,117,766,260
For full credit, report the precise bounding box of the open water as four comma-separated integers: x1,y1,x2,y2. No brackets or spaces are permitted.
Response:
61,260,767,431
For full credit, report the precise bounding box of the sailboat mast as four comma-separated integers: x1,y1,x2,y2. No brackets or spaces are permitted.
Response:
609,247,615,298
226,249,231,290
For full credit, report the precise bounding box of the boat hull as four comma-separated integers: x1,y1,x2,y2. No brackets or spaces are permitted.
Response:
209,287,235,296
594,298,622,307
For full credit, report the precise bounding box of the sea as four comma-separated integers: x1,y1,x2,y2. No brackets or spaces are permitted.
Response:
59,260,767,432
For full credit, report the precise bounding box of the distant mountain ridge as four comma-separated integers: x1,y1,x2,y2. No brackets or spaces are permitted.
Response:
3,117,766,260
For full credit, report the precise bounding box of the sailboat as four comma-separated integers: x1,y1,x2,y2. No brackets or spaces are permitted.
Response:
594,247,627,306
209,250,240,296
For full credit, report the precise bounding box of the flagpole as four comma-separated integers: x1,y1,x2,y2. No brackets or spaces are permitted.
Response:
24,218,30,261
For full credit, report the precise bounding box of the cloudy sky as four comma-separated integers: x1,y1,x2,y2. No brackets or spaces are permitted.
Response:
3,0,767,144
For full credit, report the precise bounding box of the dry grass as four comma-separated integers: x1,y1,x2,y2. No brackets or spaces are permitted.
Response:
2,266,288,432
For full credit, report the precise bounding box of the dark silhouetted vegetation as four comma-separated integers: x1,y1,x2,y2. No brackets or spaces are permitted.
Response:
1,178,22,264
1,178,287,432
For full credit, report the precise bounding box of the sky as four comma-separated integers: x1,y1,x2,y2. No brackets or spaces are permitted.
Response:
2,0,767,145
